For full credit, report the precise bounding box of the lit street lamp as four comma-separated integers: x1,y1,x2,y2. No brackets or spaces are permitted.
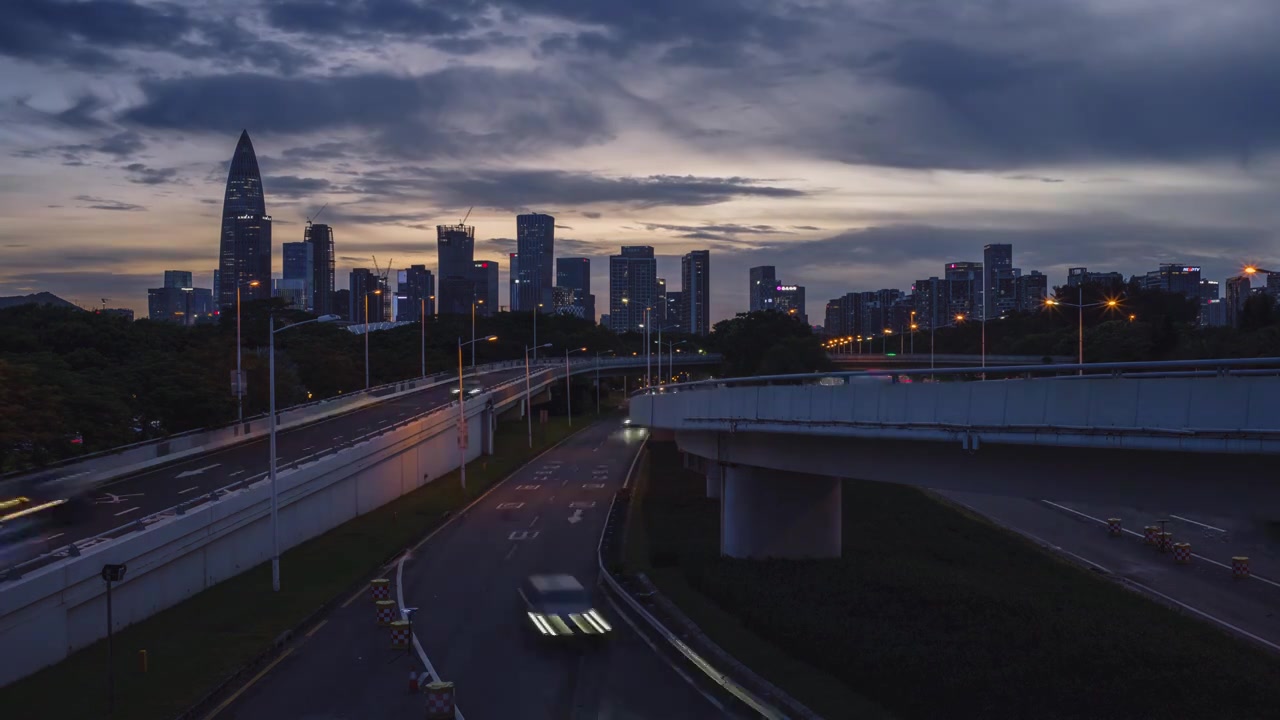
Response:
525,342,552,447
1044,288,1120,374
363,288,382,389
269,312,340,591
655,338,689,385
458,334,498,489
565,347,588,426
235,280,261,422
882,328,893,354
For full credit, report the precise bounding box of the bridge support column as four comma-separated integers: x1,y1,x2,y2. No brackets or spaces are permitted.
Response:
481,405,495,455
721,466,841,559
705,463,723,499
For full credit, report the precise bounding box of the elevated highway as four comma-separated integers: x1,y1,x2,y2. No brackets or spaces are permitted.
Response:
630,358,1280,559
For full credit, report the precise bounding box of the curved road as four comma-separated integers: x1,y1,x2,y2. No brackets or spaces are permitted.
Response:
214,418,724,719
16,367,529,554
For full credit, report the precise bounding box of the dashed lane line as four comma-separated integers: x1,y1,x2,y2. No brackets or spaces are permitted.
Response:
1039,501,1280,590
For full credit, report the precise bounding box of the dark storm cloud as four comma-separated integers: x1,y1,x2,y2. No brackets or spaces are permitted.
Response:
823,20,1280,169
642,223,789,236
124,163,179,185
263,175,333,197
514,0,814,57
264,0,474,37
367,169,805,210
74,195,144,211
125,68,609,159
0,0,308,73
0,0,190,66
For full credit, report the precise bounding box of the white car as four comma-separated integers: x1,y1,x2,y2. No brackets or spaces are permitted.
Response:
451,383,483,396
519,574,612,638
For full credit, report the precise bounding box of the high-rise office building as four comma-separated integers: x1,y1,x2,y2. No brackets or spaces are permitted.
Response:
552,287,579,317
437,224,475,315
217,130,271,309
982,244,1012,320
282,241,313,311
398,265,434,322
944,262,982,319
608,246,658,333
305,223,336,316
1066,267,1125,288
1015,271,1048,311
212,269,220,299
824,300,843,336
656,278,668,324
682,250,711,335
516,213,555,312
773,283,806,324
749,266,777,313
164,270,193,289
273,278,307,310
350,268,388,324
666,291,685,332
333,289,351,321
1141,264,1201,297
556,257,594,322
471,260,499,315
1225,275,1250,328
1200,279,1220,301
912,278,944,329
508,253,519,312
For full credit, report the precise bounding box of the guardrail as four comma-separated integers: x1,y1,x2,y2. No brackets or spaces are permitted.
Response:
1,368,562,580
596,440,816,720
639,356,1280,393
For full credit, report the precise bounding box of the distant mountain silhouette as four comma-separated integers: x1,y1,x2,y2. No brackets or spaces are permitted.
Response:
0,292,81,310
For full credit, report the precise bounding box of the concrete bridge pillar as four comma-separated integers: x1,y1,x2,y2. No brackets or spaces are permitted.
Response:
705,463,723,499
481,403,496,455
721,466,841,559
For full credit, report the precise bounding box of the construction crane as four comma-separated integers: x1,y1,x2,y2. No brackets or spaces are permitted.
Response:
460,206,473,225
100,298,109,311
306,203,328,226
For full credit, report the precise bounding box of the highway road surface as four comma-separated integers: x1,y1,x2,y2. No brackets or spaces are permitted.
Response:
212,417,726,720
940,490,1280,652
9,367,529,557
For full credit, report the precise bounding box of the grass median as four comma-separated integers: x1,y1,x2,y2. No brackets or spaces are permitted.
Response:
0,413,594,720
633,441,1280,720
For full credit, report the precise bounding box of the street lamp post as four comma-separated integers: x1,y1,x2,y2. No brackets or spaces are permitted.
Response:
565,347,587,426
595,350,614,414
642,307,652,389
1044,289,1120,375
458,334,498,490
882,328,892,354
269,313,340,591
363,289,382,389
525,342,552,448
235,280,260,421
471,299,485,368
531,304,545,361
420,298,426,380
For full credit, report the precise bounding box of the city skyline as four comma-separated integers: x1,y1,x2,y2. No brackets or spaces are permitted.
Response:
2,2,1278,320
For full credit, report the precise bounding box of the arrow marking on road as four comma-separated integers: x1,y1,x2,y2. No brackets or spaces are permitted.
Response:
176,464,221,479
568,509,584,524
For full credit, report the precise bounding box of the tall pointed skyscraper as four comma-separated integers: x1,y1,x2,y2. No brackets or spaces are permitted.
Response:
217,130,272,309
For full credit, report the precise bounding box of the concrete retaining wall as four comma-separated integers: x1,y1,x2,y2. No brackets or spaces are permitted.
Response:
0,390,494,687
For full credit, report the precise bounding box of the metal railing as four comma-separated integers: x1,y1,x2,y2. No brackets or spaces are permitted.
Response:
637,357,1280,394
1,368,563,580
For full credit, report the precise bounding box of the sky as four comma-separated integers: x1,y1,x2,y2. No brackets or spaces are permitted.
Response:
2,0,1279,322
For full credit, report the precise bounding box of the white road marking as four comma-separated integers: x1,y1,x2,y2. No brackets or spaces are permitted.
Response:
508,531,539,541
332,435,343,441
114,507,140,517
1170,514,1227,533
396,556,467,720
528,515,540,528
47,533,64,541
229,470,245,477
178,486,199,495
583,483,605,489
1040,500,1280,589
570,501,596,509
175,463,221,479
504,545,518,561
301,446,315,453
497,502,524,510
516,484,540,490
568,509,584,524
